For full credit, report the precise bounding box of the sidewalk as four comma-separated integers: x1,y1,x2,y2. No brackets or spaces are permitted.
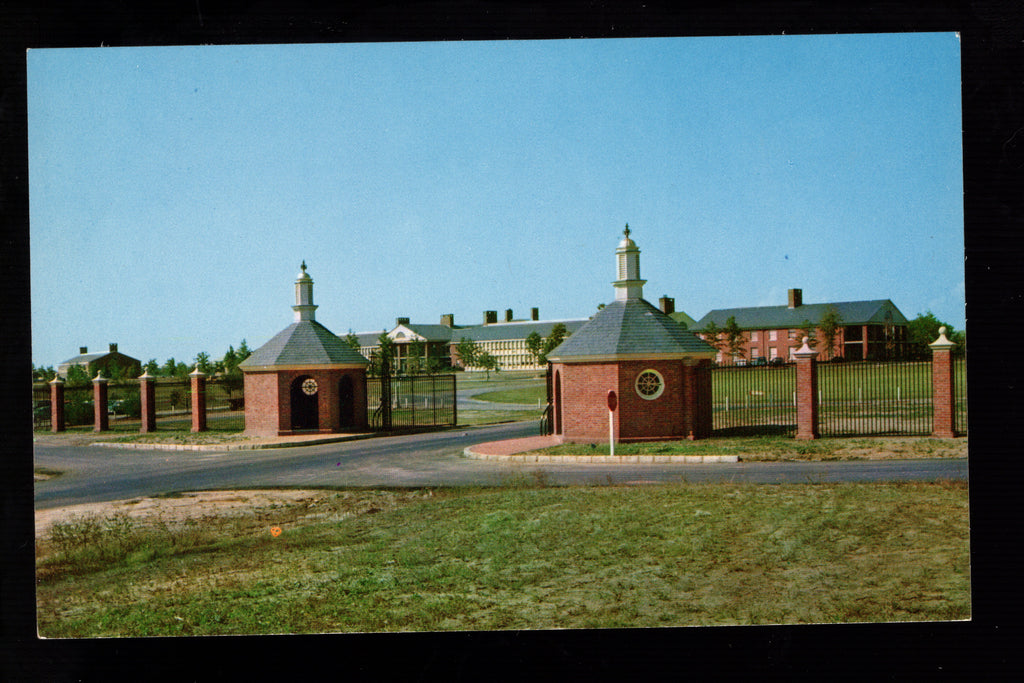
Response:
463,435,738,463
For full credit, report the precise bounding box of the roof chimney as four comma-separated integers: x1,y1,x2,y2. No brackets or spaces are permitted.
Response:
505,309,514,322
79,346,88,355
659,296,675,315
396,317,410,326
109,343,118,353
484,310,497,324
788,289,802,309
440,313,454,327
531,307,539,321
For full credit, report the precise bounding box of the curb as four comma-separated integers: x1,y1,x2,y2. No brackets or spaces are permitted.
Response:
91,433,377,452
462,447,738,464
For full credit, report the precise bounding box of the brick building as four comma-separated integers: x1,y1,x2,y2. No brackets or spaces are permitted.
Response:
547,226,717,443
240,262,369,436
694,289,910,364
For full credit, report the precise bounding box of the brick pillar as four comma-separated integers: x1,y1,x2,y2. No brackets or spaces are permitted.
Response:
49,376,65,433
92,372,109,432
929,326,957,438
793,337,819,440
139,369,157,433
190,366,207,433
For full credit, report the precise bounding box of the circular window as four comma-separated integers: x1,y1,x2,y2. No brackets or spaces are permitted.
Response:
635,369,665,400
301,378,319,396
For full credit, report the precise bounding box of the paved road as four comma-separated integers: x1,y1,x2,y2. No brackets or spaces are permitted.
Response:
34,421,968,509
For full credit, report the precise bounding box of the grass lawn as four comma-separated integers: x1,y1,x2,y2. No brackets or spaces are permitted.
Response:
533,436,967,461
473,385,547,405
36,481,970,636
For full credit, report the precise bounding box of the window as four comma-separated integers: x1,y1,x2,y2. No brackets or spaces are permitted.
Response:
769,330,778,341
635,369,665,400
751,347,759,358
301,378,319,396
769,347,778,360
750,331,759,342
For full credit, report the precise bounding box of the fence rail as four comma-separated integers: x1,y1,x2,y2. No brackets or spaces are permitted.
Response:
954,358,967,435
33,377,245,432
711,365,797,436
367,374,456,430
817,360,932,436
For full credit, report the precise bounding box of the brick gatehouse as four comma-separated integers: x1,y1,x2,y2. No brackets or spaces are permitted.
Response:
547,226,717,443
239,262,369,437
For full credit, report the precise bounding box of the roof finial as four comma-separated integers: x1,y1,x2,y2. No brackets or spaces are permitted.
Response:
301,260,307,273
623,223,631,239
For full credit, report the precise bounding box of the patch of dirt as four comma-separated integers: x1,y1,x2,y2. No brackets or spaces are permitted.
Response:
34,489,332,539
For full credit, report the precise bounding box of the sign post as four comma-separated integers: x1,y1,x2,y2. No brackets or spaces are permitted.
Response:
606,390,617,457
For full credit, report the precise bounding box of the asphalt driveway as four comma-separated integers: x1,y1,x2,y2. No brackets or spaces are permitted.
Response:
33,421,969,509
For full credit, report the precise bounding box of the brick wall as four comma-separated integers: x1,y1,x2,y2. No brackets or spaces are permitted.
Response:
553,358,713,443
244,368,368,437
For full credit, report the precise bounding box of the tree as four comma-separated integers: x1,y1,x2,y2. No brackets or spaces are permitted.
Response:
237,339,252,363
723,316,746,363
368,332,395,378
32,364,56,382
525,331,544,365
194,351,213,374
817,306,843,360
162,357,178,377
700,320,724,357
65,364,92,386
143,359,160,375
343,331,361,352
537,323,569,364
797,319,817,348
907,311,965,360
456,337,480,369
477,351,499,380
406,339,426,375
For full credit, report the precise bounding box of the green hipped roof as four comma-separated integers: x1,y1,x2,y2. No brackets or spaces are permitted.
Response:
240,320,369,368
693,299,908,331
547,298,716,361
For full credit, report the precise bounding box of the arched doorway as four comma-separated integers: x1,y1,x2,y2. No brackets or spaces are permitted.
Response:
554,370,562,435
290,375,320,431
338,375,355,429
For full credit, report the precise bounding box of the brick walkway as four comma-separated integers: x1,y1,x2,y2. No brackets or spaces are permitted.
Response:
465,435,564,456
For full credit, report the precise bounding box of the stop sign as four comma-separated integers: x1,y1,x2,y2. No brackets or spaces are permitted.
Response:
607,390,617,412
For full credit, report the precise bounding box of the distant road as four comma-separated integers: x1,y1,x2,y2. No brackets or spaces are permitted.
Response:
34,421,967,509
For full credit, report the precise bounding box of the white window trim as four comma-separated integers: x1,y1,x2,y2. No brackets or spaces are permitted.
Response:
635,369,665,400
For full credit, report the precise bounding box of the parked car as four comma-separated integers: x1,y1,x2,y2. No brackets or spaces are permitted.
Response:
752,357,768,367
769,357,786,367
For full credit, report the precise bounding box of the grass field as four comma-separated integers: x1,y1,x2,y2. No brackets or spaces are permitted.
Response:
36,480,970,636
472,385,547,405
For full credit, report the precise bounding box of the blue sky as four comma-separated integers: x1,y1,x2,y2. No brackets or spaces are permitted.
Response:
28,34,964,368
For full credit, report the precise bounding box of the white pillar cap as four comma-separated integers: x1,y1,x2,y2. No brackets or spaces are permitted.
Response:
190,365,207,378
793,336,817,358
929,326,957,350
92,371,107,382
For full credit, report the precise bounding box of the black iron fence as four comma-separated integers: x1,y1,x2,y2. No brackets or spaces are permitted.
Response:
817,360,933,436
954,358,967,435
711,365,797,436
33,377,246,432
367,374,456,430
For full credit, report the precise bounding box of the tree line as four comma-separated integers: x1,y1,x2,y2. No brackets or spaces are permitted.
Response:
32,340,253,386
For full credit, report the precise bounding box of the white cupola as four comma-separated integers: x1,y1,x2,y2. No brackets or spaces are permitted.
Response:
293,260,319,322
613,224,646,301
